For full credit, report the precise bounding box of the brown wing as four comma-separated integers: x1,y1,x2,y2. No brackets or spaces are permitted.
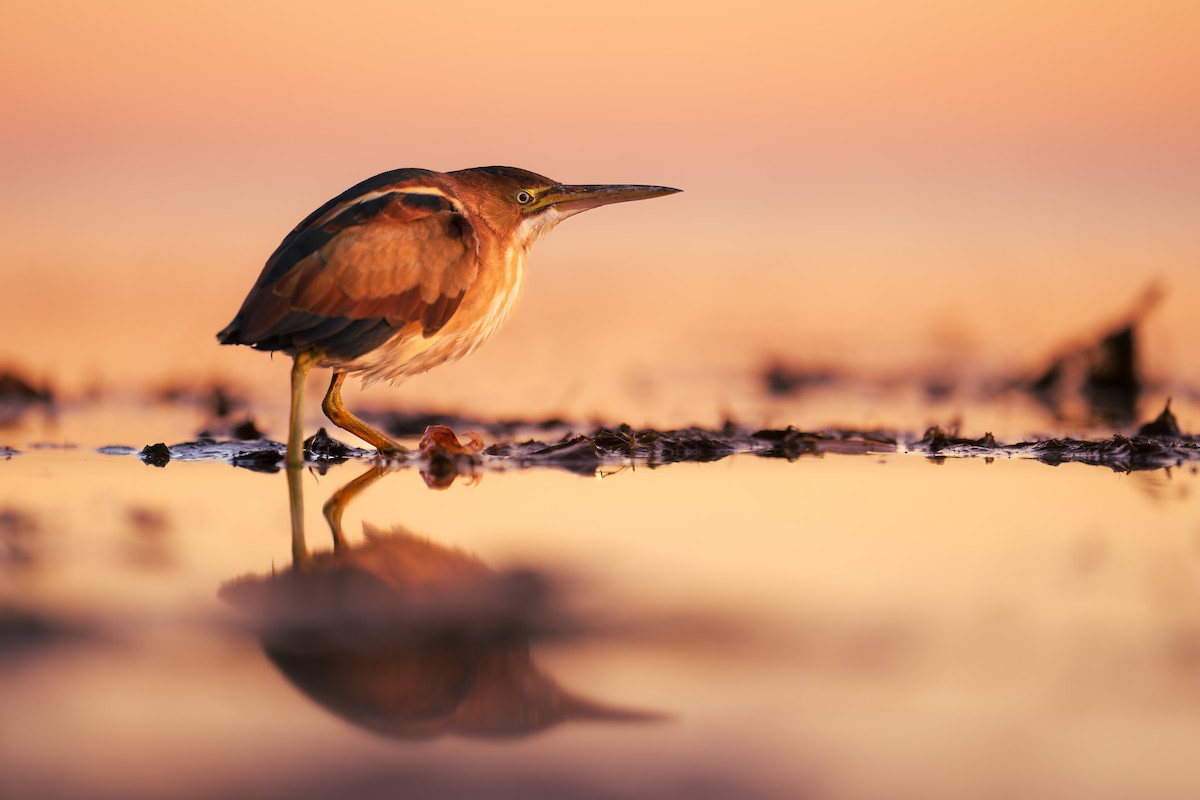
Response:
218,186,478,360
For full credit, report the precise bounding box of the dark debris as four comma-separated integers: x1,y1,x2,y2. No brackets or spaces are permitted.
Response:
1018,435,1200,473
0,369,54,428
484,436,603,476
751,427,898,460
127,432,372,473
592,424,738,463
140,442,171,467
104,400,1198,475
1137,398,1182,439
762,362,842,397
1024,285,1161,427
139,438,284,470
385,410,570,439
906,401,1198,472
0,371,53,406
483,423,896,473
304,428,360,461
230,417,265,440
909,426,999,455
1027,322,1142,426
155,383,243,417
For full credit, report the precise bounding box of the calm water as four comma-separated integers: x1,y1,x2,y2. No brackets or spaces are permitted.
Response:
3,401,1200,800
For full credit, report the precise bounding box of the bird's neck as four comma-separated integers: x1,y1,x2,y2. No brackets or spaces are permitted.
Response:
512,207,568,252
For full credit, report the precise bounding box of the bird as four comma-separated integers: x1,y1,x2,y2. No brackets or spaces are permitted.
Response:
217,166,680,465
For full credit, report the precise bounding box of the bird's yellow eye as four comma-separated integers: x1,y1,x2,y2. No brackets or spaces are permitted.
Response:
516,190,534,205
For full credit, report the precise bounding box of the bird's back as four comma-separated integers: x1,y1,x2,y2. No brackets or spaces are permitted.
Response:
217,168,482,365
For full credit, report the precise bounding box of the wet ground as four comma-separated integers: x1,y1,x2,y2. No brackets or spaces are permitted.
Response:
3,378,1200,800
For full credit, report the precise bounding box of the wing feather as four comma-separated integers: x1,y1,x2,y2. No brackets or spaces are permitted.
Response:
218,182,479,358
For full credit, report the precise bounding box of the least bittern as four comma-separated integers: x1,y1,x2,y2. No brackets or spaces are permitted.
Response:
217,166,679,465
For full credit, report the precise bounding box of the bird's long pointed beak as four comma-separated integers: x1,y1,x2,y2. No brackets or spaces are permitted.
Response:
534,183,681,213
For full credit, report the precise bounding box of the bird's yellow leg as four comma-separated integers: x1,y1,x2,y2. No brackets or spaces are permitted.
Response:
321,372,407,456
287,351,320,467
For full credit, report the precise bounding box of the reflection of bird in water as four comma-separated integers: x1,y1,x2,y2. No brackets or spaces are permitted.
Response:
220,465,658,739
216,167,680,465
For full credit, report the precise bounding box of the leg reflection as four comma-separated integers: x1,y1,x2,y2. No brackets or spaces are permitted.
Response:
286,464,308,569
321,464,389,551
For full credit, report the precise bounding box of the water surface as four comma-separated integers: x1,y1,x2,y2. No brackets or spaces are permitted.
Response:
3,402,1199,800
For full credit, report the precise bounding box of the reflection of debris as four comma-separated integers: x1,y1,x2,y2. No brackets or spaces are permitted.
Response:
229,448,286,473
1026,285,1161,426
0,507,39,568
124,505,174,569
127,506,170,535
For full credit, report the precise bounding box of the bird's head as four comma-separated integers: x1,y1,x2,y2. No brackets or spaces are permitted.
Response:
447,166,680,250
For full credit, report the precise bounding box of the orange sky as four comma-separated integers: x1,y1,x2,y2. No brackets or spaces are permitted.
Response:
1,0,1197,423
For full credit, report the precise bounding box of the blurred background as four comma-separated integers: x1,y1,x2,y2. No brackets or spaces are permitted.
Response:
4,7,1200,799
2,0,1197,432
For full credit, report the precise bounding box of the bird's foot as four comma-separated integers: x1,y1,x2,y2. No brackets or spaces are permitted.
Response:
374,441,410,460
